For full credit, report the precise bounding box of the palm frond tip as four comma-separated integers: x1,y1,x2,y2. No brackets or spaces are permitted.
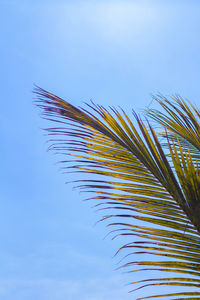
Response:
34,86,200,299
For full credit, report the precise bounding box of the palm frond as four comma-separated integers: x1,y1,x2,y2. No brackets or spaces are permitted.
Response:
34,86,200,299
146,95,200,163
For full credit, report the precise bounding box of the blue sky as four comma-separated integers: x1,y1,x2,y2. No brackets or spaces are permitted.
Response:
1,0,200,299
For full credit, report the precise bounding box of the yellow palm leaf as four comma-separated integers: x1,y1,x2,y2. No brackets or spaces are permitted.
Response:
35,86,200,299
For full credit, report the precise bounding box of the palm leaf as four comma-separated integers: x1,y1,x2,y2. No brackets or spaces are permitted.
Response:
146,95,200,163
34,86,200,299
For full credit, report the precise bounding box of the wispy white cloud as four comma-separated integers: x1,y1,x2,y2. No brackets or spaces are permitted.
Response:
84,2,159,41
41,1,161,47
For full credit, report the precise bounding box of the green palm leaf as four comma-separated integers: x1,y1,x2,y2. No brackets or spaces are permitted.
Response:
146,95,200,163
35,86,200,299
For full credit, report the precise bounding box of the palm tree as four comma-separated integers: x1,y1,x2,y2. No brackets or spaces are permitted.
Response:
35,86,200,299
